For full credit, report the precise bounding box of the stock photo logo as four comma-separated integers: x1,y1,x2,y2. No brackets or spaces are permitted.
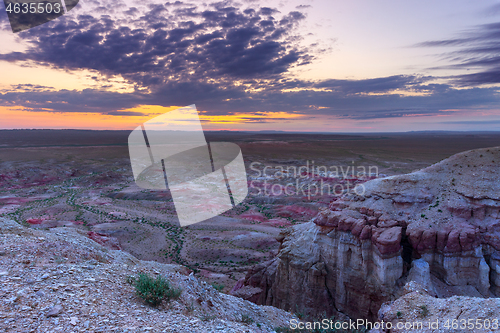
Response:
3,0,79,33
128,105,248,227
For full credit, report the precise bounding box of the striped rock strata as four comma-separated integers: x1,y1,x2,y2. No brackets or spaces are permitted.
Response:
233,147,500,320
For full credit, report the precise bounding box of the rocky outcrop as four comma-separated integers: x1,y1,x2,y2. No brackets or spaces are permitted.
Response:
234,147,500,320
375,281,500,333
87,231,122,250
0,218,296,332
238,222,404,320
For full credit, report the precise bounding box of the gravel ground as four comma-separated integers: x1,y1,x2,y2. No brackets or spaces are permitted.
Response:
0,218,296,332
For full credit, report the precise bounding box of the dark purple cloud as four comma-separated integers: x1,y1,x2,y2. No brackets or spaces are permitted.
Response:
313,75,429,94
0,88,145,114
2,77,498,121
0,0,309,89
419,21,500,85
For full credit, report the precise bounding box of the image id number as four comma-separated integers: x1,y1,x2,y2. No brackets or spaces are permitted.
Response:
6,2,62,14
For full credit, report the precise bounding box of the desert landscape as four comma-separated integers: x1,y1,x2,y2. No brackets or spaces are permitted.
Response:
1,130,500,332
1,0,499,330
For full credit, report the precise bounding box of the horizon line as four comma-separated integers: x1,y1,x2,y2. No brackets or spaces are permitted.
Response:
1,129,500,134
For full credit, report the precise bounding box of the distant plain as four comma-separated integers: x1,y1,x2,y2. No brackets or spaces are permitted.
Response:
1,130,499,290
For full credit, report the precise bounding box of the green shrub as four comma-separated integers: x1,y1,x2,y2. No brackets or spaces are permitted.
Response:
211,282,225,292
128,273,181,306
241,314,254,324
419,305,429,317
295,311,305,320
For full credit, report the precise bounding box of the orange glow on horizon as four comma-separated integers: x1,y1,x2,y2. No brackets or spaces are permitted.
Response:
2,104,500,132
0,105,306,130
0,105,182,130
199,111,304,124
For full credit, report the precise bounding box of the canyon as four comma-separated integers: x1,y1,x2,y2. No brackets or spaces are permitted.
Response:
3,131,500,331
235,146,500,321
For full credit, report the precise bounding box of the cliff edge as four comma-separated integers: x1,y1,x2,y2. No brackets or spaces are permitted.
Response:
235,147,500,320
0,218,295,332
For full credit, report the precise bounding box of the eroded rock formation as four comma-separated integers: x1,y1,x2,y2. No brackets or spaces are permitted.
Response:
375,280,500,333
233,147,500,320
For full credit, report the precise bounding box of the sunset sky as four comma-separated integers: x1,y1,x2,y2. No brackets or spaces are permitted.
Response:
0,0,499,132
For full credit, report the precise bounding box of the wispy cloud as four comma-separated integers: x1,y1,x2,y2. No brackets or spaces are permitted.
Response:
418,21,500,85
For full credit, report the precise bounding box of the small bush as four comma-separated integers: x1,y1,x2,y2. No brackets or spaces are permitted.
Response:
211,282,225,292
185,301,195,313
129,273,181,307
241,314,254,324
419,305,429,317
295,311,305,319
